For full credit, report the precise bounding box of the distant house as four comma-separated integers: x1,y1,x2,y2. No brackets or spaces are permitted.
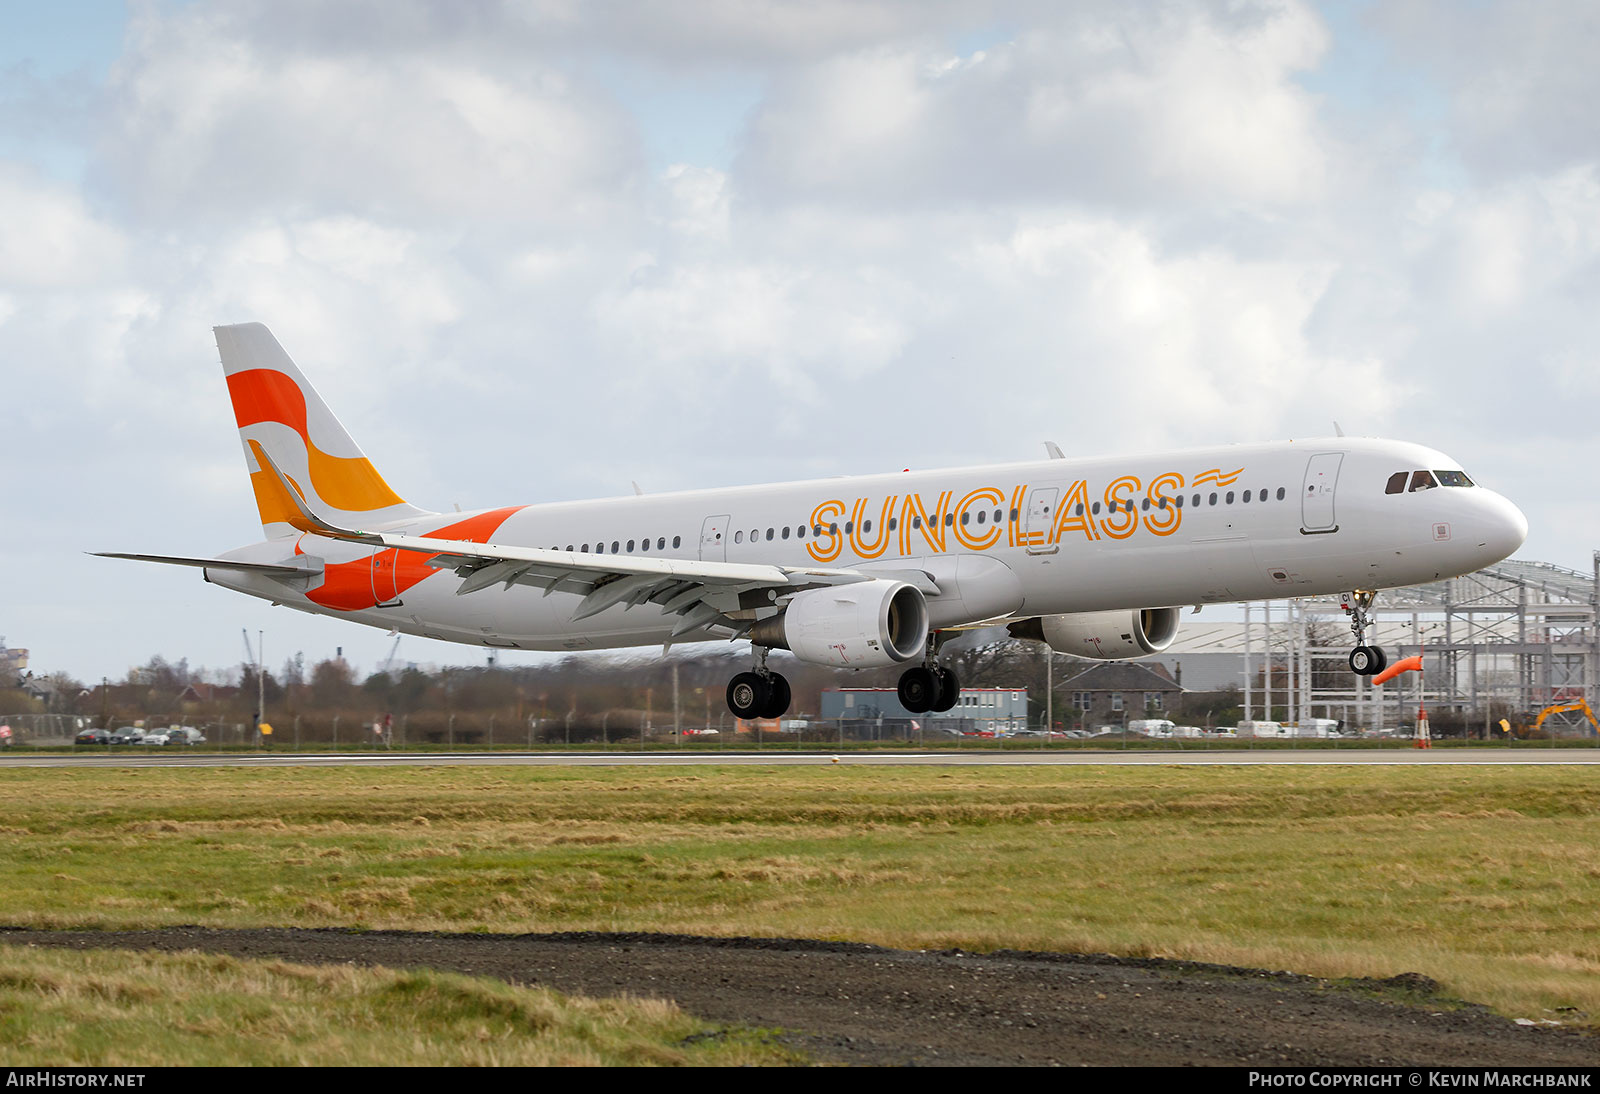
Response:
17,673,54,703
1060,662,1185,727
177,683,238,704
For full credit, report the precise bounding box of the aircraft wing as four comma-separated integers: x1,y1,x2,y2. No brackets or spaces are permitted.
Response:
252,445,935,641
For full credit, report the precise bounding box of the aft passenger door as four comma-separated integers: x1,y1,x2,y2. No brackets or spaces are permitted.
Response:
1301,453,1343,534
371,547,402,607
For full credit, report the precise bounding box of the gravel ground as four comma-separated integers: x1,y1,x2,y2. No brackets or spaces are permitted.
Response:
3,927,1595,1067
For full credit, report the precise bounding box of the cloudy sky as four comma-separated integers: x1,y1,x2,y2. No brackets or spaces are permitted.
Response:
3,0,1596,684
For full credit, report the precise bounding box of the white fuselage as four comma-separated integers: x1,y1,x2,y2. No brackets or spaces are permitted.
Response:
210,436,1527,652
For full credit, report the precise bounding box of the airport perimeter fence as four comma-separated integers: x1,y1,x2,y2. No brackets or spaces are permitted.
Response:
6,711,1597,752
0,713,96,743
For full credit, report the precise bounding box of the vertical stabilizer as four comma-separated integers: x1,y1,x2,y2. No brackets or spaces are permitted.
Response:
216,323,430,538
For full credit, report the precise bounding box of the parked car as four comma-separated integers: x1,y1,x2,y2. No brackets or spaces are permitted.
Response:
74,729,111,745
164,728,207,746
139,731,171,746
108,727,144,745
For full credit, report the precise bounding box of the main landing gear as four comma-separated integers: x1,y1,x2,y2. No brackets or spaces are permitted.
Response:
723,637,962,720
726,647,792,720
1341,590,1388,677
896,636,960,715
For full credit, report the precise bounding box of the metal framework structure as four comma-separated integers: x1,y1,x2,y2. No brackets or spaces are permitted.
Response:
1240,554,1600,736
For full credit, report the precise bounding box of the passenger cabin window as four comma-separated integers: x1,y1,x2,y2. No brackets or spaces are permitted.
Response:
1436,470,1474,488
735,531,744,544
1385,472,1407,495
1410,470,1438,492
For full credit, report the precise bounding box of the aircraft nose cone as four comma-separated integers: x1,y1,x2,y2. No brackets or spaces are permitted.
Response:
1478,491,1528,563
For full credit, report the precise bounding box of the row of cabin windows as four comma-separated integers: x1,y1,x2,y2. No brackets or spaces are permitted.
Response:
733,489,1294,543
558,535,683,555
736,510,1011,542
557,486,1298,555
1072,487,1287,518
1384,469,1475,494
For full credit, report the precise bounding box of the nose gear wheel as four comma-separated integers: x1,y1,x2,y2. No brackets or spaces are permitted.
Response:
1341,591,1387,677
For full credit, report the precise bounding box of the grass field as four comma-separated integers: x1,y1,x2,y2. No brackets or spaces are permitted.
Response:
1,763,1597,1026
0,944,797,1065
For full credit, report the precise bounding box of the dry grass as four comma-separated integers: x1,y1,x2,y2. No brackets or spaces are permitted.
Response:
0,944,798,1066
1,764,1597,1024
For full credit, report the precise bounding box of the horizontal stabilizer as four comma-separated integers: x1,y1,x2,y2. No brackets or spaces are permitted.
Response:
91,552,309,576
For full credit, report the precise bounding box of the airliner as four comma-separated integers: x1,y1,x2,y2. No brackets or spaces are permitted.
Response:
100,324,1529,719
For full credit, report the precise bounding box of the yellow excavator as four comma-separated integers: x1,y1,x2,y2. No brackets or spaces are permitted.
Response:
1529,699,1599,736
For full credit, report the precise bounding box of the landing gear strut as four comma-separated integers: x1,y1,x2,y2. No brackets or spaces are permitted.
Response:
1341,590,1388,677
897,635,960,715
727,646,791,720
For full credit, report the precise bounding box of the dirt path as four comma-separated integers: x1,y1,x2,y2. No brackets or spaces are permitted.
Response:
3,928,1594,1066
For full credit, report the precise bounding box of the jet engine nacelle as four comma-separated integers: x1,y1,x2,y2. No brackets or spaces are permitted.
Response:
749,579,928,668
1008,608,1180,660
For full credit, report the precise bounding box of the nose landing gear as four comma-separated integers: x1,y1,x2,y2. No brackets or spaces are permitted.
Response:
1341,590,1388,676
726,646,791,720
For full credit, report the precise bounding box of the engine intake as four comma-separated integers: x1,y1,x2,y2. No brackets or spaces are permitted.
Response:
1008,608,1180,660
749,579,928,668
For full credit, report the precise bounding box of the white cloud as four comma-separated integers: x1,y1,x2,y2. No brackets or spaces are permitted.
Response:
0,165,126,288
1375,0,1600,179
738,1,1333,211
98,5,643,227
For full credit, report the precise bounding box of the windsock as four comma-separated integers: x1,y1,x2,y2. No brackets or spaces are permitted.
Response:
1372,655,1424,686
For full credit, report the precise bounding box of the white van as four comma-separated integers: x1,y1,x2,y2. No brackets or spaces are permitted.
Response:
1128,719,1176,737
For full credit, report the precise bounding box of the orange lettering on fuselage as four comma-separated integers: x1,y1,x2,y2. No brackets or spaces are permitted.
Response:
1050,480,1100,543
804,467,1214,557
952,487,1004,550
899,491,952,554
849,496,897,559
1144,472,1184,536
1099,476,1141,540
806,499,846,562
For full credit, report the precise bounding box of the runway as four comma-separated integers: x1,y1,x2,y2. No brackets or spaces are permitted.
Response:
3,748,1597,768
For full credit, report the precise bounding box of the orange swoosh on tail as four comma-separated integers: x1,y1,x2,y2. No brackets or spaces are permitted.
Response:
229,369,406,513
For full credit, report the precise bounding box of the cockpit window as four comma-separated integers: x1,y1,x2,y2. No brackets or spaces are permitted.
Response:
1385,472,1407,495
1409,470,1438,492
1435,470,1474,487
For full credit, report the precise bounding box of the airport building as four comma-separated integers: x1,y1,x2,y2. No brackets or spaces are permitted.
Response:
819,687,1029,735
1156,555,1600,736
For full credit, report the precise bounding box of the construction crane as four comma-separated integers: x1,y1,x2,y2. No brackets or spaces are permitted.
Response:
241,628,265,741
379,634,401,677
